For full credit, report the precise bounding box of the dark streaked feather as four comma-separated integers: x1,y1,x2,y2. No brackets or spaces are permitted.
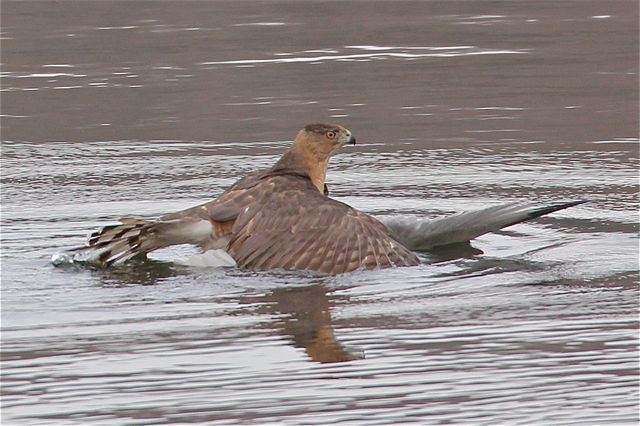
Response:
227,175,419,274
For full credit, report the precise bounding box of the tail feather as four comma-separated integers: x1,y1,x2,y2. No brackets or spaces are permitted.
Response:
71,218,162,267
67,216,217,267
382,200,586,251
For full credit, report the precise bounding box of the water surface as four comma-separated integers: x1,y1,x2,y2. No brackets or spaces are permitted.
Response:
1,0,638,424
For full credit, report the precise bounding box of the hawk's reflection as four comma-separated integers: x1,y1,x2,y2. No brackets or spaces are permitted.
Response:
93,263,362,363
262,284,363,363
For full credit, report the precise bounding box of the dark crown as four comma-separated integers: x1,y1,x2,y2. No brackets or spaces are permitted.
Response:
303,123,339,134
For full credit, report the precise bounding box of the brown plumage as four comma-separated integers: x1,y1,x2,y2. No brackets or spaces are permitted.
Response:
72,123,420,274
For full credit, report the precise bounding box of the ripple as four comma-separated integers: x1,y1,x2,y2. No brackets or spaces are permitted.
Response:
1,1,638,423
201,46,528,66
233,22,289,27
592,138,639,144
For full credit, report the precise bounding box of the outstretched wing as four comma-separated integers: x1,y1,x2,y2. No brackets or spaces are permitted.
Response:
381,200,587,251
225,175,420,274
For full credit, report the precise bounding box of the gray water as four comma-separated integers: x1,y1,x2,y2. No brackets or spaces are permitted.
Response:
1,0,639,424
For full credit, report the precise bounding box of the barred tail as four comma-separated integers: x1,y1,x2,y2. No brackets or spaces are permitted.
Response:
71,218,164,267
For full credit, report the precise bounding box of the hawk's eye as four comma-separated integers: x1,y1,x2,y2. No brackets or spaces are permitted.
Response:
326,131,337,139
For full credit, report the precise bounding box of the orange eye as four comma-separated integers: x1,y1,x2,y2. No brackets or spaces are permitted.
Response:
326,131,337,139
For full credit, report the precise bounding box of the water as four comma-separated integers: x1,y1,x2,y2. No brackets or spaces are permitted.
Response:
1,0,638,424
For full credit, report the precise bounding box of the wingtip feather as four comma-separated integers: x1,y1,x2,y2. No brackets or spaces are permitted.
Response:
526,200,588,220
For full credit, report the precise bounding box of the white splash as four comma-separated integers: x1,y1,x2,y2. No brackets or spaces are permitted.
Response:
178,249,237,268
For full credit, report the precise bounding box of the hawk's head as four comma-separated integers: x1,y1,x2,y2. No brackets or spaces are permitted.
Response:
275,123,357,192
297,123,356,157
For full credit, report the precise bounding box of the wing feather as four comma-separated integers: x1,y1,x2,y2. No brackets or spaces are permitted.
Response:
331,231,352,275
226,175,419,274
259,228,317,270
294,227,335,272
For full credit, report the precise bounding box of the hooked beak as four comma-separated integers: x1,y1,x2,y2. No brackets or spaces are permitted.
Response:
342,129,356,145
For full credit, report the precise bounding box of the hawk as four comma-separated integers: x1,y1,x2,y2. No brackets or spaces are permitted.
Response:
65,123,584,274
70,124,419,274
